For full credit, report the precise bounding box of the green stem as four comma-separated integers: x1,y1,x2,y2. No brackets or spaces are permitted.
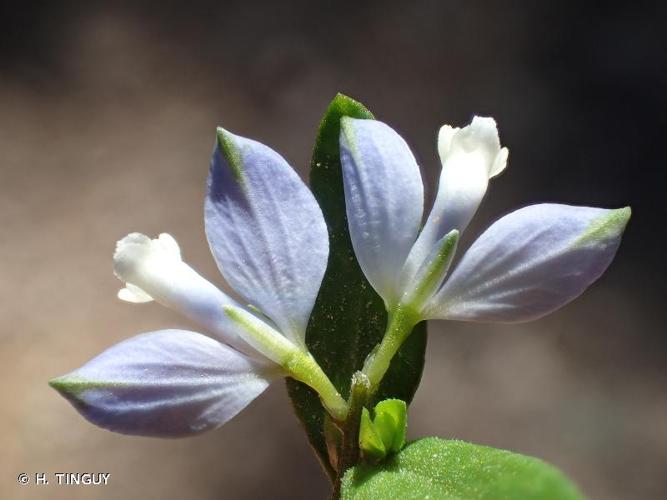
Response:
362,305,420,394
332,372,370,500
287,353,349,421
329,307,419,498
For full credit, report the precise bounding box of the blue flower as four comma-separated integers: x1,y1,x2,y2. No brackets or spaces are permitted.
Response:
339,117,630,388
50,129,347,437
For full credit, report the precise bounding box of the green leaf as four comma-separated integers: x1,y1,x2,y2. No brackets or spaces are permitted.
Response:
286,94,427,480
342,438,585,500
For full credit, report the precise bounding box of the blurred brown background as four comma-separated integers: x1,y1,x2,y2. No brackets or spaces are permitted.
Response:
1,1,664,499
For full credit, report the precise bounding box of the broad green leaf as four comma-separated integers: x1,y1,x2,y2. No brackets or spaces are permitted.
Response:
342,438,585,500
286,94,427,480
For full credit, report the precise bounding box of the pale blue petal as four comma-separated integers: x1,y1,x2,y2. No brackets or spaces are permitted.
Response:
340,118,424,305
426,204,630,322
205,129,329,345
50,330,278,437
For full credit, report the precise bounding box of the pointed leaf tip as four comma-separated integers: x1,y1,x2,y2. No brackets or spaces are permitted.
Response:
49,374,113,399
574,205,631,247
215,127,245,184
329,93,374,116
48,375,68,393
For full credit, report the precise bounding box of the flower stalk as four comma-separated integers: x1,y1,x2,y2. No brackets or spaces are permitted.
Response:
362,306,421,395
285,353,349,421
332,371,370,499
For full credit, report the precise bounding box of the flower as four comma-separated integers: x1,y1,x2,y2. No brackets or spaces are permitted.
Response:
50,128,347,437
339,116,630,387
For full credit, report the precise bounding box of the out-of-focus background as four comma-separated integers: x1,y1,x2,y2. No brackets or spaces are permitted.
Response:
1,1,664,499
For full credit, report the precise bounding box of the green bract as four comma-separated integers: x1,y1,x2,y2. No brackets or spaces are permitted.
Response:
359,399,407,461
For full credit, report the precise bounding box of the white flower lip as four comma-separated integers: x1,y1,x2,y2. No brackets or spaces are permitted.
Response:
113,231,254,356
438,116,508,178
398,116,509,296
114,232,182,303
